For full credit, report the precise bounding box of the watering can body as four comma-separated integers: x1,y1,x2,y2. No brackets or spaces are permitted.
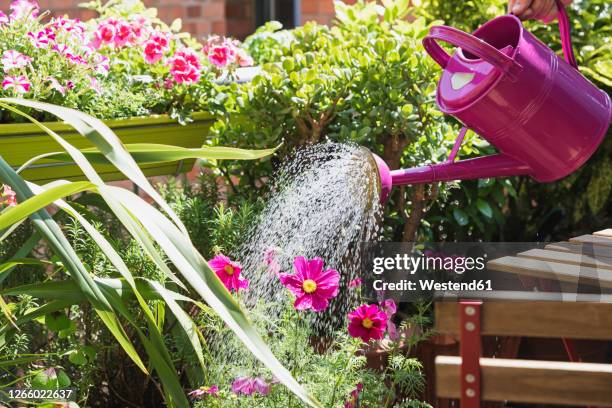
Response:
381,3,611,201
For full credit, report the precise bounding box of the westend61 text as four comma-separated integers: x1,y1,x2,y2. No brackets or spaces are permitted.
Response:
373,279,493,291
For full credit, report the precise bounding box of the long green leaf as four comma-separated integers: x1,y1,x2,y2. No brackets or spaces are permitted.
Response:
21,143,279,168
0,100,319,407
0,99,190,237
107,185,320,407
0,157,147,374
0,181,94,230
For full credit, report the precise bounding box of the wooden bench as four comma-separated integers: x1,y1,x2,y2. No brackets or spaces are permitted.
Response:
434,232,612,407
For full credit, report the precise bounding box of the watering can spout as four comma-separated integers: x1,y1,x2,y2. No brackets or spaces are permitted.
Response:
374,153,531,202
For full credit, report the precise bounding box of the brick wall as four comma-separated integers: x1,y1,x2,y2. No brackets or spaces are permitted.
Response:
301,0,355,26
0,0,348,39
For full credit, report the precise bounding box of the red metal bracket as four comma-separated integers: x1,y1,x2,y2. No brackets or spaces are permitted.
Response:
460,300,482,408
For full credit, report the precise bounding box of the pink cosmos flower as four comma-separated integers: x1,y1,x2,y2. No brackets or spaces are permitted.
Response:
168,48,201,84
348,277,362,288
27,28,55,48
2,50,32,72
347,304,388,343
188,385,219,398
9,0,39,20
2,75,30,93
264,247,281,275
344,383,363,408
208,254,249,292
380,299,399,341
279,256,340,312
0,12,8,25
207,44,236,68
0,185,17,207
46,76,65,96
231,377,270,396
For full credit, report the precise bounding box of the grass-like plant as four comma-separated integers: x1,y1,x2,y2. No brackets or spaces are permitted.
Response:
0,98,319,407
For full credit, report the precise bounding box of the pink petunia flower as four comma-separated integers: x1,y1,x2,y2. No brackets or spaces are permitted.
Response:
236,48,254,67
231,377,270,396
279,256,340,312
50,17,86,39
90,19,117,49
92,54,110,76
348,277,362,288
0,12,8,25
52,44,72,56
27,28,56,48
142,40,164,64
2,50,32,72
347,304,388,343
207,44,236,68
9,0,39,20
46,76,65,96
89,76,102,95
208,254,249,292
113,19,133,47
168,48,201,84
344,383,363,408
0,185,17,207
129,15,149,42
2,75,30,93
188,385,219,399
142,31,170,64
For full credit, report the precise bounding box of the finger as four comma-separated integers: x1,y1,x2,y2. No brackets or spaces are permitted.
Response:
510,0,532,15
529,0,551,20
540,3,558,23
508,0,519,13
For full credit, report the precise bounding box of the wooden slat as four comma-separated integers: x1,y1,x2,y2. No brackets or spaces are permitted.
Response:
488,256,612,288
436,290,612,302
435,302,612,339
436,356,612,406
570,234,612,247
518,248,612,270
594,229,612,238
545,241,612,259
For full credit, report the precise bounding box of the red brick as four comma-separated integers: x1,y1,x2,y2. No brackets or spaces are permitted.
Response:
211,20,227,35
301,0,318,14
318,0,336,14
203,1,225,18
187,5,202,18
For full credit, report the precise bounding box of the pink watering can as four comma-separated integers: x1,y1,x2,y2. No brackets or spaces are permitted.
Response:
374,0,611,202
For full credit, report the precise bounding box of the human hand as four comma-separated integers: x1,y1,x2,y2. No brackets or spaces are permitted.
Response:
507,0,572,23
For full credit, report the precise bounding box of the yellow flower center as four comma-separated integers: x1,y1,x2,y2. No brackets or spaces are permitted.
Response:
224,265,235,276
302,279,317,294
362,318,374,329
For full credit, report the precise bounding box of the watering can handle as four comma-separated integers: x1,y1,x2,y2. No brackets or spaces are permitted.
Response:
556,0,578,68
422,26,524,80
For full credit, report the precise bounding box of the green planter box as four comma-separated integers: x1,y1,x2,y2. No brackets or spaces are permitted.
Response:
0,111,215,183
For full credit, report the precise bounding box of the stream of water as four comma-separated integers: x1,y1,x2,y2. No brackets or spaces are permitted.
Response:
207,142,383,376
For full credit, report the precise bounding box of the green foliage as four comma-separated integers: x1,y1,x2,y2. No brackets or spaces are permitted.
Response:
0,100,312,407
